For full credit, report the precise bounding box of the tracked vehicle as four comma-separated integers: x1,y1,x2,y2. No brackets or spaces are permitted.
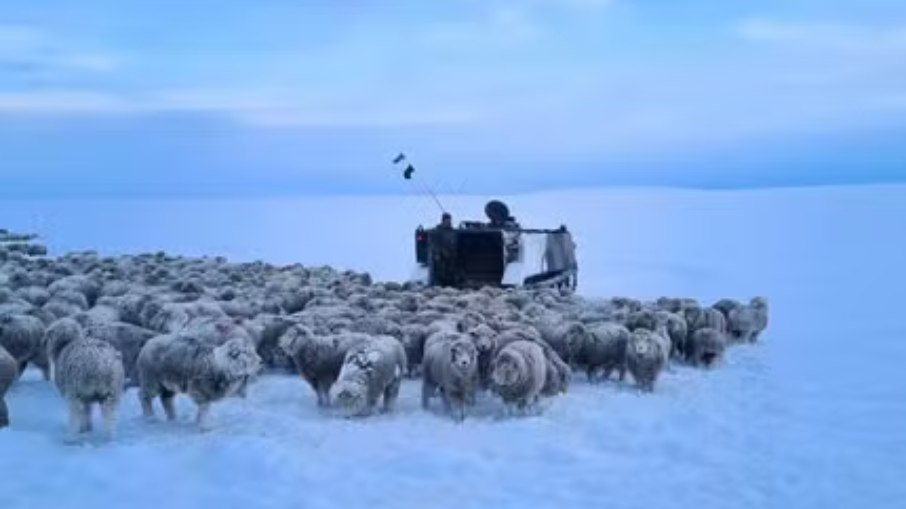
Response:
411,200,578,291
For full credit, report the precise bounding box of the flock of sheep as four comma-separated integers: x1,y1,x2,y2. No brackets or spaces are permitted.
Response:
0,229,769,443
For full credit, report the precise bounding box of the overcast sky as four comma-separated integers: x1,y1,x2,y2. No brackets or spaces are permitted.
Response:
1,0,905,197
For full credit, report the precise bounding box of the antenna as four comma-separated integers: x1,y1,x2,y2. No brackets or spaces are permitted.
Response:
392,152,446,214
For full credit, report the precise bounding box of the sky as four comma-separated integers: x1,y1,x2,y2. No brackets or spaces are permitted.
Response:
1,0,905,197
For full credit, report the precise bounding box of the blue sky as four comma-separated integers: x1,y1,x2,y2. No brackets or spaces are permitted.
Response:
1,0,905,197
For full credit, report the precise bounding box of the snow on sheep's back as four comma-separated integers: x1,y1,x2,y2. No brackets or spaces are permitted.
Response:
1,184,905,509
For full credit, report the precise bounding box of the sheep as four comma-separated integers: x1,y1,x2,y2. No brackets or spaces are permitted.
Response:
329,335,408,417
0,345,17,428
50,328,125,443
569,322,630,382
685,305,728,336
0,313,49,380
726,297,769,343
625,328,670,391
48,275,101,307
421,332,480,421
490,340,548,414
249,314,296,371
537,340,571,397
136,333,261,430
277,325,372,407
464,324,498,390
655,311,689,358
534,319,584,364
685,328,726,368
400,323,429,377
80,321,156,387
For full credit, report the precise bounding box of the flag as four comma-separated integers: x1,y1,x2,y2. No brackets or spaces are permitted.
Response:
392,153,406,164
403,164,415,179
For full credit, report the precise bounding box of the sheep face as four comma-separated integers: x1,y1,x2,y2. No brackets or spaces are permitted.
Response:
491,352,523,387
450,340,477,374
332,380,366,415
212,338,261,394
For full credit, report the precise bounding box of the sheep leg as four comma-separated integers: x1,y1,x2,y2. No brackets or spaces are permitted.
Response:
101,397,118,441
161,390,177,421
80,401,93,433
16,361,27,380
64,398,84,444
195,402,212,432
140,388,157,419
421,379,434,409
383,379,401,413
0,398,9,428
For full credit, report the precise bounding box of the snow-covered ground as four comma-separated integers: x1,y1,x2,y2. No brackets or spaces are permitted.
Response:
2,185,905,509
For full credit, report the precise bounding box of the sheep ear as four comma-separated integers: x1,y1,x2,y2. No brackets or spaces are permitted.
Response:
366,351,380,364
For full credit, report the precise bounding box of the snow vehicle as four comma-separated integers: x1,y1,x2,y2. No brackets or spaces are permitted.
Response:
411,200,578,291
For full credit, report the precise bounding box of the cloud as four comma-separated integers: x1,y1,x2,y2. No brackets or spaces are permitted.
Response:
424,7,542,49
0,24,119,76
0,89,482,128
737,18,906,53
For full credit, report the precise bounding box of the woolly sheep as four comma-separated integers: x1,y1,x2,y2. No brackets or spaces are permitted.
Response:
726,297,769,343
655,311,689,358
51,331,125,442
400,323,429,377
0,345,17,428
0,314,49,380
537,340,571,397
81,321,156,387
421,332,479,421
625,328,670,391
249,314,296,371
685,305,728,336
329,335,407,417
278,325,372,407
570,322,630,382
136,333,261,430
490,340,547,414
535,320,587,364
685,328,726,368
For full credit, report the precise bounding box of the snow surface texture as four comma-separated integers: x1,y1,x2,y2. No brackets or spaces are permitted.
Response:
2,185,906,509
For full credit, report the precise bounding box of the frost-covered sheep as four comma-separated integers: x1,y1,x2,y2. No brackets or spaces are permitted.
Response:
0,345,17,428
465,324,498,390
655,311,689,358
685,305,728,336
16,286,50,307
685,328,726,368
0,314,49,380
51,330,125,442
625,328,670,391
329,335,407,417
136,334,261,430
570,322,630,382
421,333,479,421
40,300,81,321
48,275,101,308
278,325,372,407
400,323,429,377
534,320,584,364
249,314,296,371
537,340,571,397
490,340,547,414
625,309,659,332
81,321,156,387
726,297,769,343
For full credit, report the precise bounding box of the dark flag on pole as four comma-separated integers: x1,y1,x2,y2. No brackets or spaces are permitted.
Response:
392,153,406,164
403,164,415,180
